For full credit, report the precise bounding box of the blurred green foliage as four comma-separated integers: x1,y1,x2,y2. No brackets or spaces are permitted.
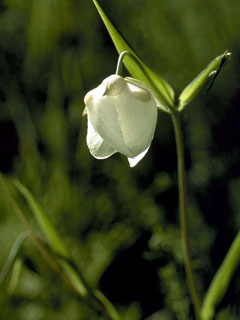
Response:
0,0,240,319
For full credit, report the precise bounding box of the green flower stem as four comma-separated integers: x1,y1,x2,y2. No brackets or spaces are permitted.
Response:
201,230,240,320
171,111,202,320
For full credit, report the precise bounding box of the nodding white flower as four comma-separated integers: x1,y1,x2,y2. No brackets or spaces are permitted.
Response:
84,74,158,167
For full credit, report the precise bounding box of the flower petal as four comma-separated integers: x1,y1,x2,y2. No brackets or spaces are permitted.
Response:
86,75,157,158
87,117,117,159
127,146,150,167
126,77,170,113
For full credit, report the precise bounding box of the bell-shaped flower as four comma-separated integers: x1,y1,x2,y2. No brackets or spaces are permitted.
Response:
84,74,158,167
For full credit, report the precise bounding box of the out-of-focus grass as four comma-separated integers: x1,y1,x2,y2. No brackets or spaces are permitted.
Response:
0,0,240,319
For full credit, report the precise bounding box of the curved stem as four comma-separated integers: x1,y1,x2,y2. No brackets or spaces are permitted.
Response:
115,51,129,75
115,51,144,77
171,111,202,320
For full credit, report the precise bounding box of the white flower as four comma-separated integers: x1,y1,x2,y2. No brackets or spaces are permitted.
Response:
84,74,158,167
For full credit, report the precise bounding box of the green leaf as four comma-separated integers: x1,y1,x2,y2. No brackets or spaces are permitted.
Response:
3,177,121,319
14,180,68,258
178,50,231,110
201,230,240,320
14,180,88,297
7,258,23,295
92,0,175,109
0,232,28,287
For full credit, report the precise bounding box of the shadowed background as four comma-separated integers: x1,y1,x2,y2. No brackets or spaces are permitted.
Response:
0,0,240,319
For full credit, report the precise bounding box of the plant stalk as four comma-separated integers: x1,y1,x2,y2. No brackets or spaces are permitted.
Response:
171,111,202,320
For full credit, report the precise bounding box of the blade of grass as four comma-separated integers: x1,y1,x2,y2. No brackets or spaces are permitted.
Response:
0,174,83,294
92,0,175,109
14,180,68,258
201,230,240,320
14,179,88,297
13,179,121,319
7,258,23,295
0,232,29,286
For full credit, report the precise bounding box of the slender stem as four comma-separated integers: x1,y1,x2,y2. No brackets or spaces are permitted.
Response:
171,111,202,320
115,50,148,77
115,51,129,75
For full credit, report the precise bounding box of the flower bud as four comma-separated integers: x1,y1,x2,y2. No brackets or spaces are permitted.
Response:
84,75,158,167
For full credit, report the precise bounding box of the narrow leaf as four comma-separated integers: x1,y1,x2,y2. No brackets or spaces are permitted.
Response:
179,50,231,110
14,180,68,258
5,177,121,318
92,0,174,109
14,180,88,297
7,258,23,294
201,230,240,320
0,232,28,286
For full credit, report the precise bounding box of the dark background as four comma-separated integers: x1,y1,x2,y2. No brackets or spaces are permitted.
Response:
0,0,240,319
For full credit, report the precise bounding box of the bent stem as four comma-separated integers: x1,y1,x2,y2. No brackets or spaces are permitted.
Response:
115,50,141,76
171,111,202,320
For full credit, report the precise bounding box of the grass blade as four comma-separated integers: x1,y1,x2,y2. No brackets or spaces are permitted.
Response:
14,180,68,258
201,230,240,320
14,180,88,296
14,180,121,319
0,232,28,286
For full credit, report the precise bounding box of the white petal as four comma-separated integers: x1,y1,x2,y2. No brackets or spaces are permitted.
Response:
126,77,170,113
85,75,158,167
118,79,157,155
127,146,150,167
86,75,157,158
87,117,117,159
125,77,153,94
86,76,134,157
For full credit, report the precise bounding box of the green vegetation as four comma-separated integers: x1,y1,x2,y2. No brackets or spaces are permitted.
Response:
0,0,240,319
